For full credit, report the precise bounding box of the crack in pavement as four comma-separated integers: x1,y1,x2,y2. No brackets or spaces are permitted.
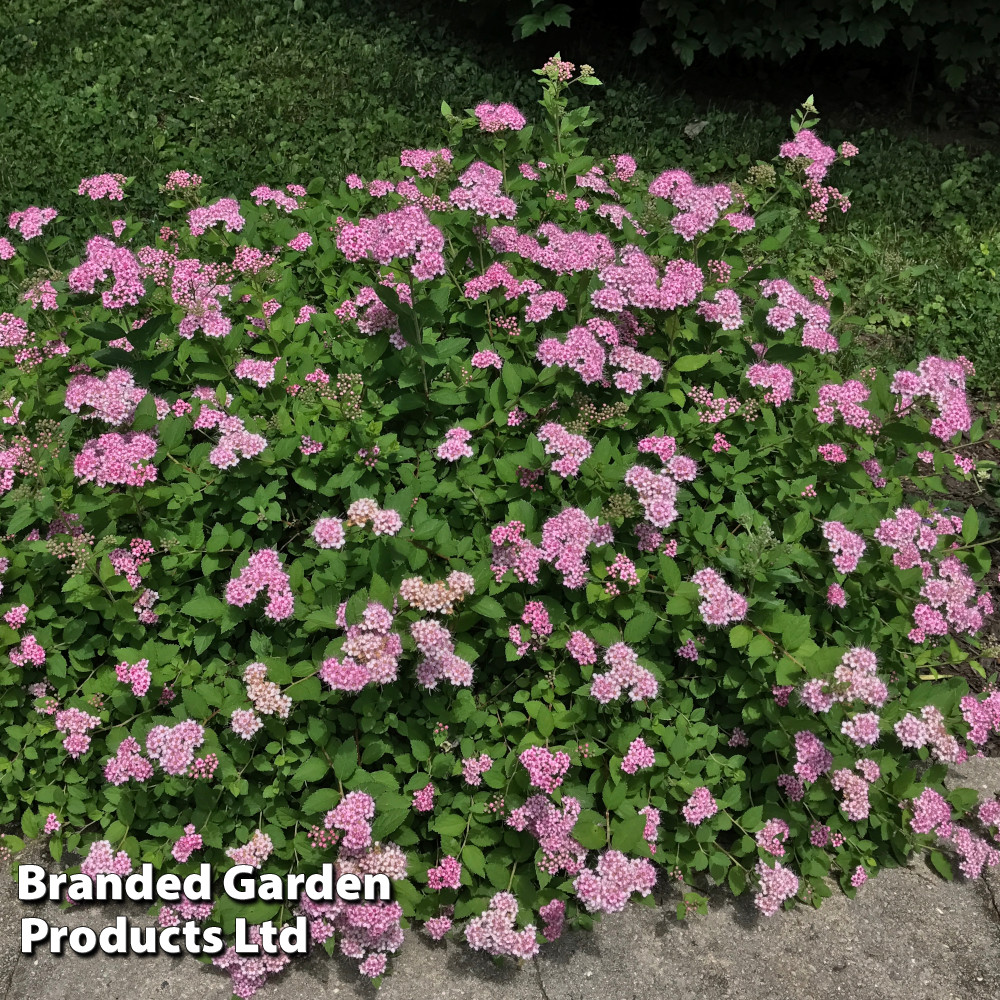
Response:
984,876,1000,928
532,955,552,1000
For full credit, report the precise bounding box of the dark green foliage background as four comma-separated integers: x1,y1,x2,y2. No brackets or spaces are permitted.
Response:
2,0,999,380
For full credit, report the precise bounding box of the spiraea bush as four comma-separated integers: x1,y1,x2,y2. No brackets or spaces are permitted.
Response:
1,56,999,996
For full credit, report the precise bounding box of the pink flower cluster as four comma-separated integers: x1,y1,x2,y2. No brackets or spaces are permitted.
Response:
829,760,880,821
146,720,205,775
9,633,46,666
464,892,539,959
225,549,294,621
188,197,245,236
399,571,475,614
324,791,375,852
489,222,615,277
682,786,718,825
590,642,658,704
895,705,962,763
697,289,743,330
226,829,274,869
508,795,586,875
691,568,748,625
81,840,133,879
212,927,291,1000
792,730,832,784
756,818,790,857
912,557,990,644
250,184,302,212
891,356,974,442
163,170,202,191
537,318,612,384
243,661,292,718
437,426,474,461
746,361,794,406
462,753,493,785
593,248,704,313
109,537,155,589
115,658,151,697
841,712,881,748
427,855,462,890
509,600,552,657
536,422,592,477
778,130,850,220
759,278,837,353
401,147,453,178
489,520,544,584
566,630,597,665
65,367,150,425
609,344,662,393
821,521,867,574
525,289,567,321
471,349,503,370
753,860,799,916
410,619,473,689
574,850,656,913
55,707,101,758
78,173,127,200
172,824,203,863
192,405,267,469
8,206,57,239
320,601,402,692
813,381,878,432
519,745,570,793
4,604,28,629
336,205,445,281
413,783,436,812
449,162,516,219
73,431,157,487
648,169,733,240
621,737,655,774
474,102,527,132
874,507,962,572
604,552,639,596
624,465,679,529
539,898,565,941
159,896,214,928
231,708,262,739
104,737,153,786
234,358,278,388
961,691,1000,746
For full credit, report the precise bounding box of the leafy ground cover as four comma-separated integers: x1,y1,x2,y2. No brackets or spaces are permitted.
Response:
1,56,1000,997
2,0,1000,378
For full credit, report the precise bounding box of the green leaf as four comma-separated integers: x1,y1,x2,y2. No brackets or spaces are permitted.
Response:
672,354,712,372
929,850,953,880
962,507,978,543
132,394,159,432
729,625,752,648
471,596,504,619
182,595,225,619
611,814,647,853
331,740,356,781
463,844,486,877
302,788,340,814
433,813,466,837
292,756,328,787
624,612,656,643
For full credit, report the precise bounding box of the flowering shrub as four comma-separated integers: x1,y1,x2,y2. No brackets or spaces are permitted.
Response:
1,56,999,996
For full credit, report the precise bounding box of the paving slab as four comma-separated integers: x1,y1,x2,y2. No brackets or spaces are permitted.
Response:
2,758,998,1000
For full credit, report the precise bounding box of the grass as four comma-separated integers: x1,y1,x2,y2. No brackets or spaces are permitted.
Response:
1,0,999,381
